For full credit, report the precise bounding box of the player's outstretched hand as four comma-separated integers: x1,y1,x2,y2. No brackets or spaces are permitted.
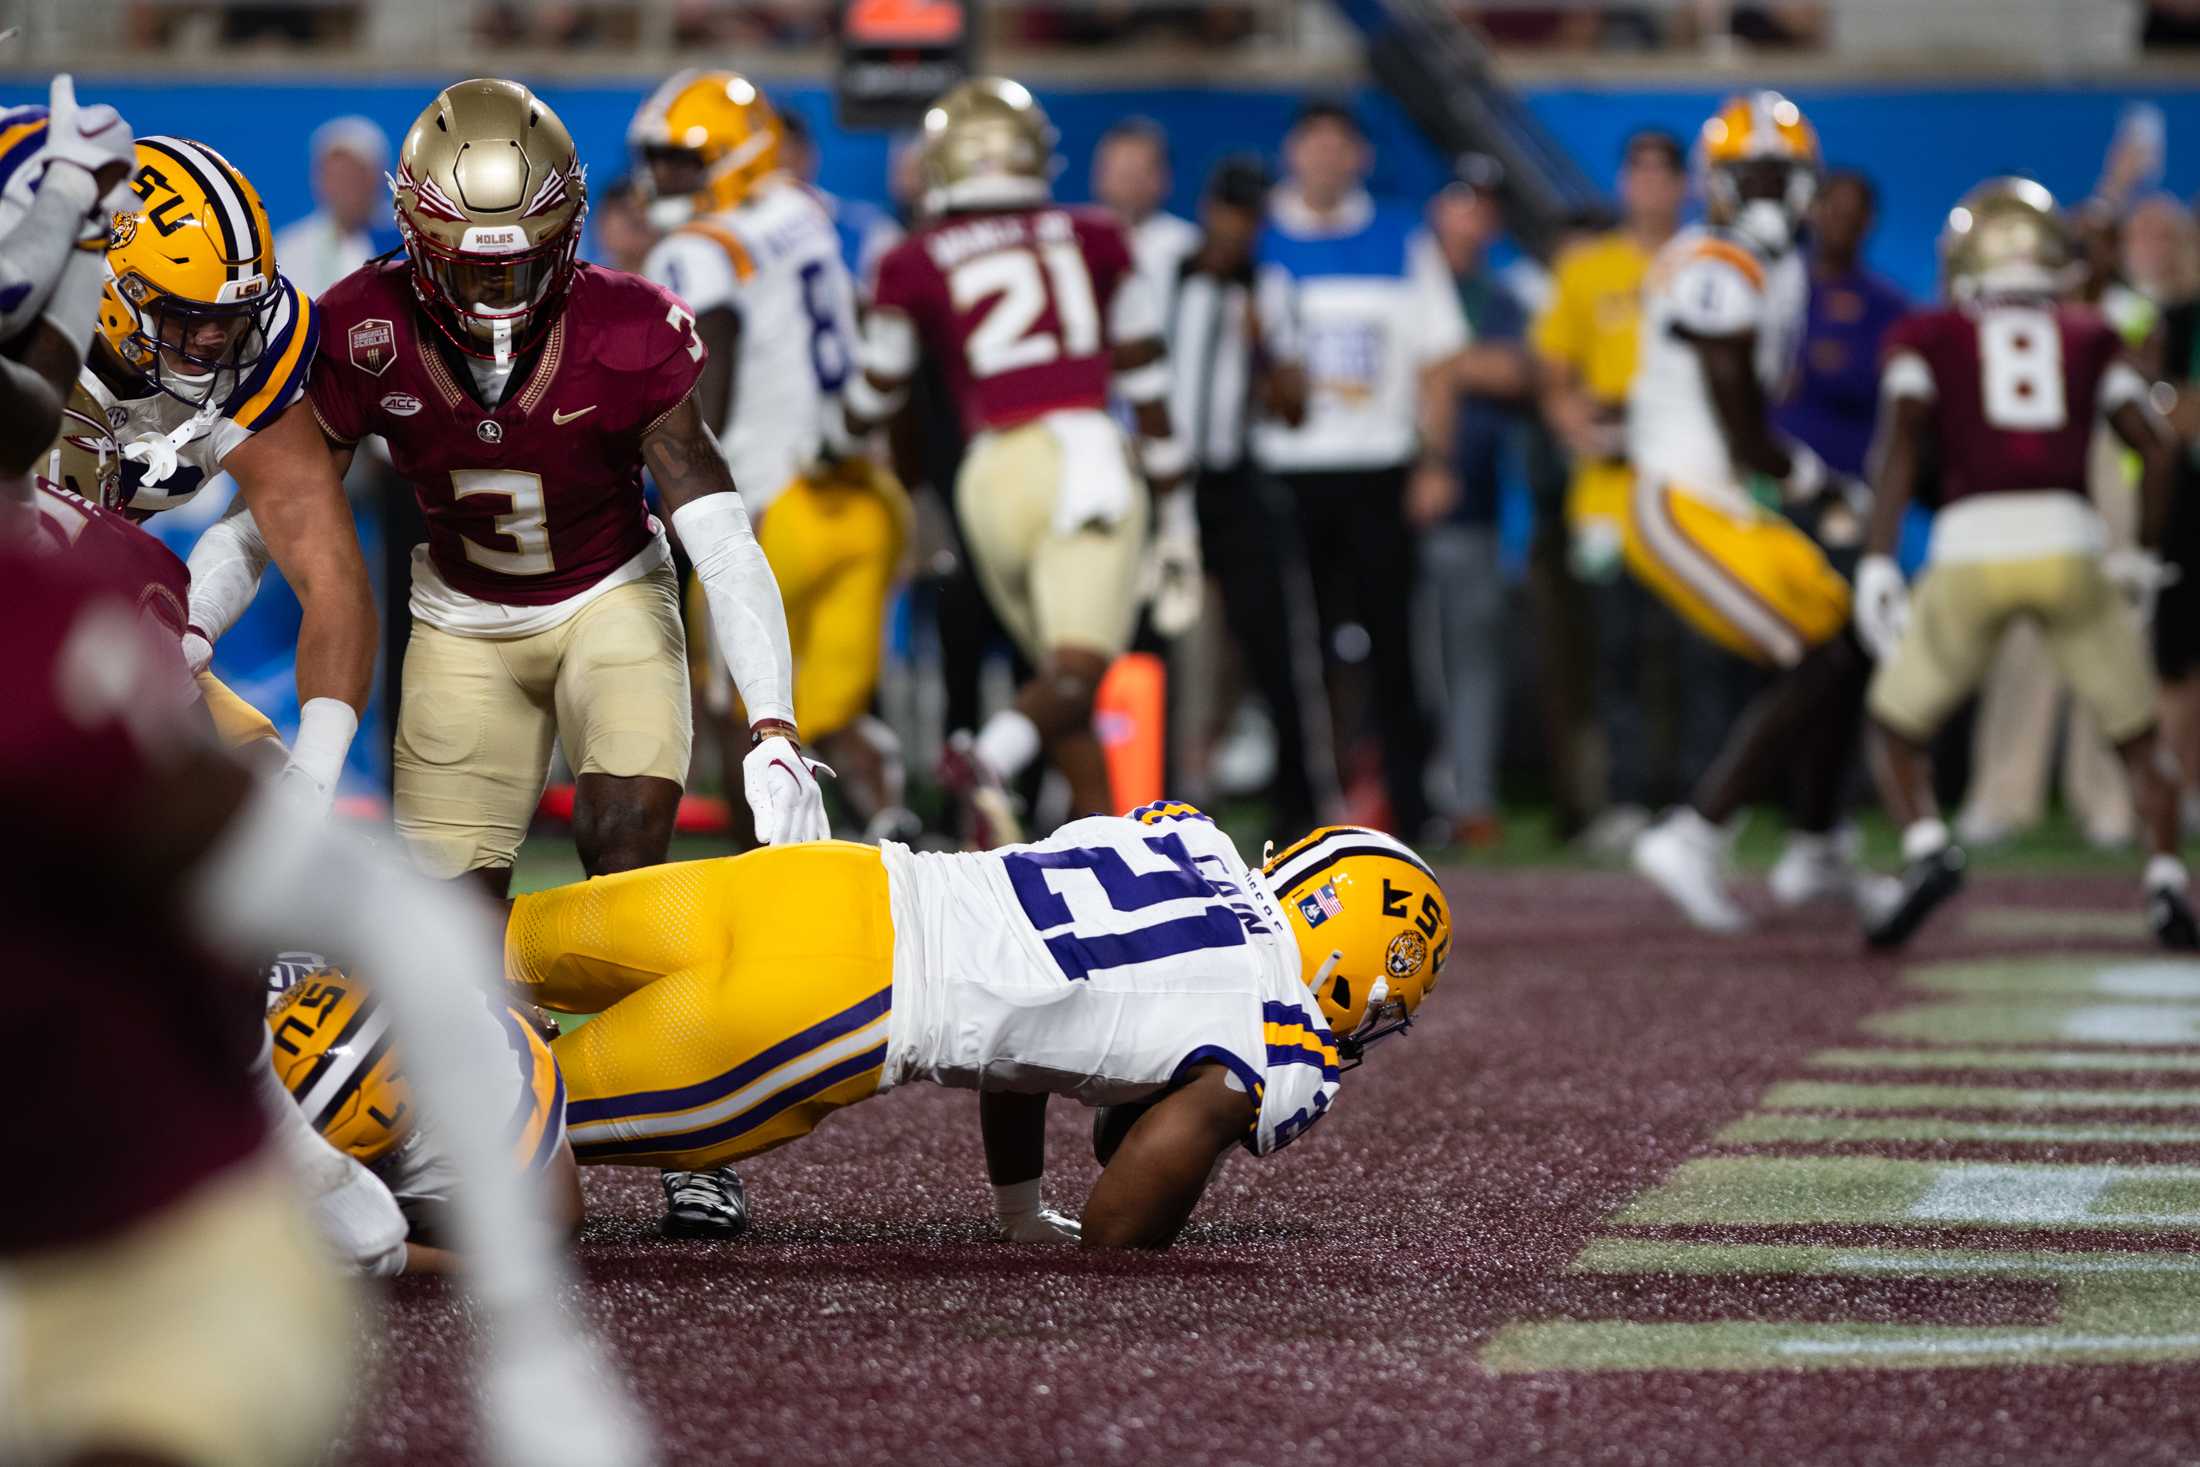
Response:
485,1325,656,1467
1851,553,1909,661
39,74,136,217
744,733,832,844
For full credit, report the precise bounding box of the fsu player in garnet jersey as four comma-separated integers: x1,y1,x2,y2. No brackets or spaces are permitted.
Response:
309,79,826,899
1852,178,2192,949
848,77,1200,843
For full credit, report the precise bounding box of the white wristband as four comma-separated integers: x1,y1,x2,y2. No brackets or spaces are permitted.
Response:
288,697,359,794
1112,357,1170,405
1140,434,1193,483
843,370,906,424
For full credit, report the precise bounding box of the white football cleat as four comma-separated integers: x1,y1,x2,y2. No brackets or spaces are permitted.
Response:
1769,826,1899,919
1634,808,1750,933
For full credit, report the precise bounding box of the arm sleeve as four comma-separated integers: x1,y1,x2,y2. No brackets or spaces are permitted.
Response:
1409,230,1470,361
670,492,796,728
185,500,273,644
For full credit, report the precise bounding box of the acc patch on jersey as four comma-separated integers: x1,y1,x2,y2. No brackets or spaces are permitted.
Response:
349,317,396,377
1298,882,1343,928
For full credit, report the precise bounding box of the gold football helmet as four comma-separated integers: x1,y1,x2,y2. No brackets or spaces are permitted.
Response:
267,971,411,1164
48,378,123,509
97,136,282,407
1697,91,1820,254
1942,176,2073,301
1261,825,1452,1064
393,78,588,365
266,968,566,1171
629,69,782,229
917,76,1057,216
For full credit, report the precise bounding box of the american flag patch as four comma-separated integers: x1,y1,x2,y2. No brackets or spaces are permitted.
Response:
1297,882,1343,927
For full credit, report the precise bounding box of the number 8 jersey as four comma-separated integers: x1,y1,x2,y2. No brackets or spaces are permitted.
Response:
880,806,1342,1156
308,259,706,634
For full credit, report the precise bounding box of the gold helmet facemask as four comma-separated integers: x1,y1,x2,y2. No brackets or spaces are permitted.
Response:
393,78,588,366
1941,176,2074,303
97,136,283,409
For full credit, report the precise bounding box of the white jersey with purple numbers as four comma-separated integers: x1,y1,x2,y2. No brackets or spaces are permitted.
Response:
878,803,1341,1156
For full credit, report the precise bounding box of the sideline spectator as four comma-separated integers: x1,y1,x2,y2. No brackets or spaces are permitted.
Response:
588,174,660,275
1168,154,1331,832
1421,155,1533,847
273,115,395,299
1253,101,1469,840
1092,117,1201,323
1533,129,1726,852
1776,170,1907,483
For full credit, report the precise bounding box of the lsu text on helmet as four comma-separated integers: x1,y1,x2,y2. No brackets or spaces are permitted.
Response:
1697,90,1821,256
918,76,1058,217
393,78,588,366
97,136,281,408
628,69,783,230
1261,825,1453,1065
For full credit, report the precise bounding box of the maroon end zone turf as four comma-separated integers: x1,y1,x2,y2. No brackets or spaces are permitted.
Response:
337,871,2200,1467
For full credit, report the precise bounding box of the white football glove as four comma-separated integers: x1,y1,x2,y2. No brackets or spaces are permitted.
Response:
179,627,214,678
743,733,832,844
38,74,137,219
483,1324,655,1467
993,1178,1081,1244
1147,490,1202,640
1852,553,1909,661
2105,547,2180,624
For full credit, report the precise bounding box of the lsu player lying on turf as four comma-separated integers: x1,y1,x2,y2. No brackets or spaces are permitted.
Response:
304,78,825,892
276,809,1451,1249
848,78,1201,847
631,70,917,843
1625,92,1895,934
1850,179,2191,951
43,129,377,805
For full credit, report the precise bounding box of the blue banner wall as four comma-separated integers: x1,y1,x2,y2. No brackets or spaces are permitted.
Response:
10,70,2191,790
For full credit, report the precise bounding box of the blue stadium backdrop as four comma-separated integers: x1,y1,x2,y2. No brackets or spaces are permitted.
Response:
10,73,2198,795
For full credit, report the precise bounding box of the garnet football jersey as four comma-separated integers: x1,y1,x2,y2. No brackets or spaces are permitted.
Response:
310,261,705,622
1883,302,2131,504
29,476,193,643
870,205,1140,438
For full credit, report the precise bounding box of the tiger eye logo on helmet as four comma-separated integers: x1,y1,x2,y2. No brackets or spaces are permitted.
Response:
1386,930,1428,979
107,211,137,249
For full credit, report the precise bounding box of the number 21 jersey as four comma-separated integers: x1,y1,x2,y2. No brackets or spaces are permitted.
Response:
308,260,706,634
870,205,1138,438
879,805,1341,1157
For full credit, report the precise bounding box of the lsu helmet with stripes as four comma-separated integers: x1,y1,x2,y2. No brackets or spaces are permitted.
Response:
1260,825,1452,1065
394,78,587,366
1941,176,2074,302
1696,91,1820,255
267,970,409,1164
96,136,281,407
266,968,568,1172
628,70,782,230
918,76,1058,216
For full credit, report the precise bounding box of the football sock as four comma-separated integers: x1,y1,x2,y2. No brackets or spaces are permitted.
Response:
975,708,1042,780
1903,818,1951,863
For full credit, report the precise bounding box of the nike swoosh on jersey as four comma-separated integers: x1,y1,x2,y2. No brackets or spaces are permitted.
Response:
551,405,597,424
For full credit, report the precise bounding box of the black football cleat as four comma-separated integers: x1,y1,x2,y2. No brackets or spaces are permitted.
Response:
1865,845,1967,950
2150,885,2200,951
661,1166,750,1240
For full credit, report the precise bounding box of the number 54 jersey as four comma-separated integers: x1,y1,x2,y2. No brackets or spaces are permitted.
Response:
881,806,1341,1157
308,260,706,633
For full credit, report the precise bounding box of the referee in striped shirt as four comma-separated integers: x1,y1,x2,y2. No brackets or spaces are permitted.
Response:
1168,155,1333,832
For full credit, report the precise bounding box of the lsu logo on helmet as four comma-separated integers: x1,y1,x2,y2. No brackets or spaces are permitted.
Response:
267,970,409,1164
1261,825,1452,1064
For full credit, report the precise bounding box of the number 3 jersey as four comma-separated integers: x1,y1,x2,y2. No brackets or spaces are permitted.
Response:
641,178,860,516
879,806,1341,1157
308,260,706,637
